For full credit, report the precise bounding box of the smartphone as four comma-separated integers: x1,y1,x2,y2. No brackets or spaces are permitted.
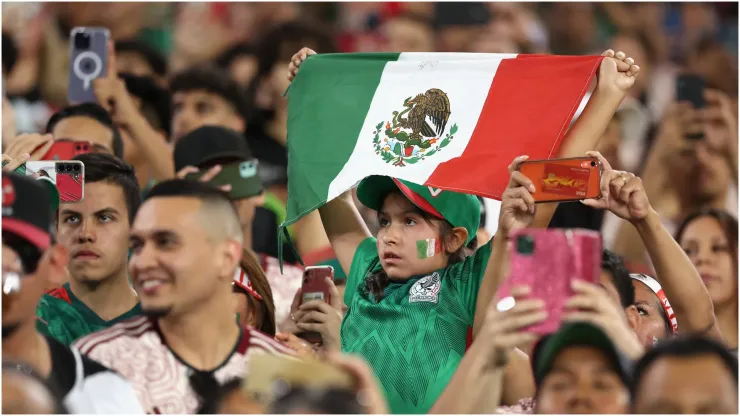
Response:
496,228,602,336
242,355,353,403
68,27,110,104
40,140,92,161
298,266,335,345
676,74,706,140
185,160,262,199
518,157,601,203
25,161,85,203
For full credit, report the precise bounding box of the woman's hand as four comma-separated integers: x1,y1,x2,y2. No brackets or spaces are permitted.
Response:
275,332,317,360
294,277,343,352
480,286,546,369
498,156,536,239
581,151,653,223
564,279,645,359
288,47,317,81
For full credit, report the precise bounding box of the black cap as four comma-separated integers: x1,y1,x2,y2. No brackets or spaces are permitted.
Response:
173,126,253,171
2,173,53,251
532,322,633,388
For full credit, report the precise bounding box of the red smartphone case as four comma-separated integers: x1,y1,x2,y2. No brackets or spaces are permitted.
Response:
518,157,602,203
496,228,602,336
298,266,335,345
41,141,92,161
56,172,84,202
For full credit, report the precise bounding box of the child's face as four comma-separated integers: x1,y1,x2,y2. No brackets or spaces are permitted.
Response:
376,192,449,280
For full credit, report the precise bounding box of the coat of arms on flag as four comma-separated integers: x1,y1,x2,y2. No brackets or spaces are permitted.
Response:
373,88,458,167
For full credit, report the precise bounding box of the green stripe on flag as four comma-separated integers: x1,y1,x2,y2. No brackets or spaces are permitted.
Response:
284,53,401,227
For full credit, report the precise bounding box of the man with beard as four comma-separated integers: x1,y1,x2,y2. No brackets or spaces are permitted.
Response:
73,179,292,413
37,153,142,345
173,126,304,332
2,173,143,413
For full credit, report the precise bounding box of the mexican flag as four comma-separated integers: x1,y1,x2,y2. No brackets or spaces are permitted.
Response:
283,52,602,230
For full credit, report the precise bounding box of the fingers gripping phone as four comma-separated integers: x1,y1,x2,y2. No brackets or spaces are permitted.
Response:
40,140,92,161
25,161,85,203
518,157,602,203
496,228,602,336
297,266,334,345
68,27,110,104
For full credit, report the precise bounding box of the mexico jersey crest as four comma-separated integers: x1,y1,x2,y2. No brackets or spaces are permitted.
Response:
409,272,442,303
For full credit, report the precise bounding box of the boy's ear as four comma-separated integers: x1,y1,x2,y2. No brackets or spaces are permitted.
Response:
445,227,468,253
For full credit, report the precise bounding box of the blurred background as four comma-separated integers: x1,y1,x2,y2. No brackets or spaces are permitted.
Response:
2,2,738,268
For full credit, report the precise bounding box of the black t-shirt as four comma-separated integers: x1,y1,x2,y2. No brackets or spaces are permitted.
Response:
548,201,604,231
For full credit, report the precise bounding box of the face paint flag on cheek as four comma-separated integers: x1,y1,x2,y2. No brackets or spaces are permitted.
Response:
416,238,442,259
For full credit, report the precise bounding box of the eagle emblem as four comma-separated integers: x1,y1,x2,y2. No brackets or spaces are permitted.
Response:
373,89,458,167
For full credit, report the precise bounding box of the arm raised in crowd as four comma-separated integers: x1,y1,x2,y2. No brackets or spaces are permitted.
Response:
584,151,721,339
431,286,545,414
288,47,372,273
472,50,641,339
93,41,174,180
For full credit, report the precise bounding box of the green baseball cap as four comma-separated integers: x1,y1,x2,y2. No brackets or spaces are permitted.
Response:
35,177,60,211
356,176,480,244
532,322,633,387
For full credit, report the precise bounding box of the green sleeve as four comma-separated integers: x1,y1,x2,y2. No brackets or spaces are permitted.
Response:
36,297,75,346
447,239,494,321
344,237,381,307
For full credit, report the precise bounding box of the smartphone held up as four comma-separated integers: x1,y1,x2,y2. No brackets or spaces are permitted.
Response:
496,228,602,336
297,266,335,345
517,156,602,203
24,161,85,203
68,27,110,104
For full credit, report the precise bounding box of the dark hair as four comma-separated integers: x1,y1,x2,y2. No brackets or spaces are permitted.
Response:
255,21,337,79
236,248,277,336
119,72,172,136
269,385,365,414
675,209,739,275
115,39,168,76
602,249,635,308
170,66,247,121
2,360,69,413
631,335,738,404
365,192,478,300
2,31,18,76
45,103,124,159
73,153,141,224
146,179,232,204
216,42,257,70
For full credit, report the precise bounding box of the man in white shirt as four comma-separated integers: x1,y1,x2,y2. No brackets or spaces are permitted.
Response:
74,179,293,413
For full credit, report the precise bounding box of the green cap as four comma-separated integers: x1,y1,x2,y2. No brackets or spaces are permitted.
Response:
356,176,480,244
533,322,632,387
36,177,60,211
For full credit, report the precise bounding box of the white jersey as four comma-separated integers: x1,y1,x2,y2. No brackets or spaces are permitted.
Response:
45,336,144,414
73,316,293,414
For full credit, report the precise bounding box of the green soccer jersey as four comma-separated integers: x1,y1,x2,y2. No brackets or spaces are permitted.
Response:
341,237,493,414
36,283,142,346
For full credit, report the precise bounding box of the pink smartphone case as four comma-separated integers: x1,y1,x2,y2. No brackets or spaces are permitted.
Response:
497,228,602,336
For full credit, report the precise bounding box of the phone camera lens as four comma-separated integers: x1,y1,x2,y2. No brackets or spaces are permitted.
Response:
73,164,80,171
590,161,597,167
74,32,91,50
516,235,535,255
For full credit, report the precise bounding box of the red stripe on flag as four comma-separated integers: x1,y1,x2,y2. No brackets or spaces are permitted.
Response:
425,55,602,200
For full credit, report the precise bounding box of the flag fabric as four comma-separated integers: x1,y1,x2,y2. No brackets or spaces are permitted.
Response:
283,52,603,230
